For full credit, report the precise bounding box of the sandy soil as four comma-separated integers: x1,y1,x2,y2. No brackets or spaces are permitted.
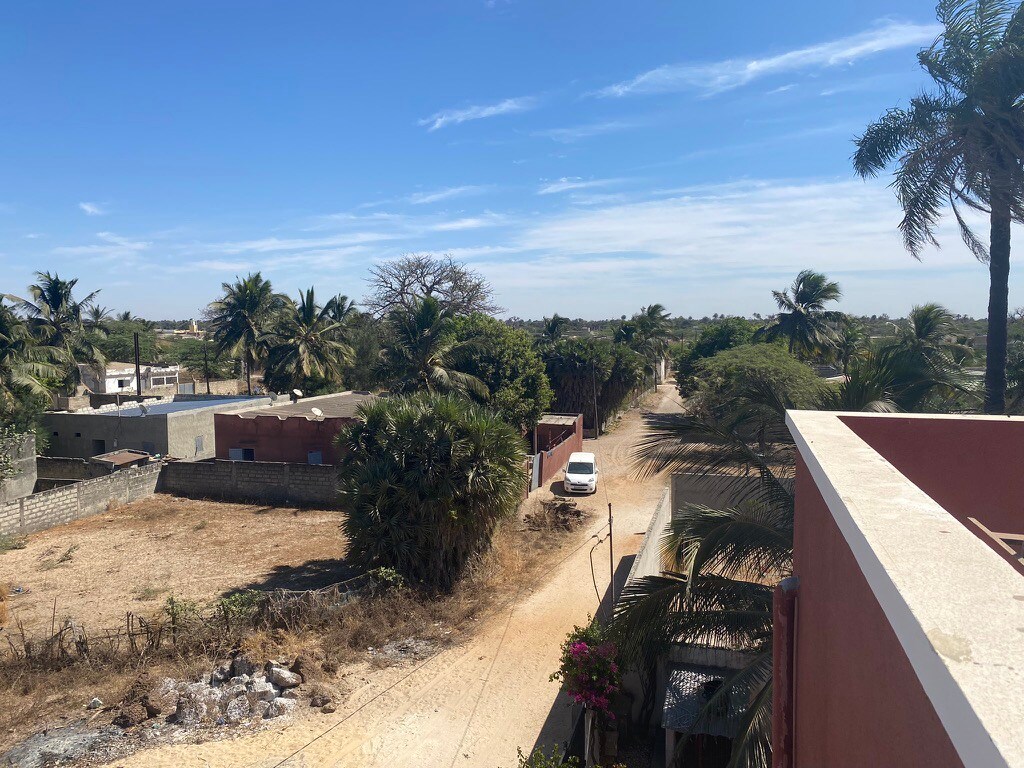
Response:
96,385,682,768
0,497,347,636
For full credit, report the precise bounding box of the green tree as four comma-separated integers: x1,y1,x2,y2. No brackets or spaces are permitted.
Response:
539,313,571,345
853,0,1024,413
161,337,236,381
207,272,287,394
91,319,159,364
17,272,105,392
756,270,842,358
378,296,487,398
449,314,553,432
676,318,758,396
833,317,869,376
336,393,526,590
263,288,354,394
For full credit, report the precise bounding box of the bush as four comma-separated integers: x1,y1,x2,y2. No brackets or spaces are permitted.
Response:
676,317,758,396
550,619,621,721
337,393,527,591
691,343,825,416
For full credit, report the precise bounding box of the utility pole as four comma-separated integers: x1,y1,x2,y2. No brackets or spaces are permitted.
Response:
133,332,142,394
203,341,211,394
608,502,615,607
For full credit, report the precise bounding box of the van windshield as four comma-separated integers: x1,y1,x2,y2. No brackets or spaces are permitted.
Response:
567,462,594,475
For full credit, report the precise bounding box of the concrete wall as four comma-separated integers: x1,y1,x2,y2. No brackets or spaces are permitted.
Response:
42,397,269,461
158,459,339,507
0,433,37,504
214,413,350,464
0,462,163,537
533,415,583,489
36,456,104,481
786,453,964,768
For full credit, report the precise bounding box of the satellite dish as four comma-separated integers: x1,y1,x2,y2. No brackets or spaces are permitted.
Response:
311,407,324,419
138,403,150,417
292,389,303,398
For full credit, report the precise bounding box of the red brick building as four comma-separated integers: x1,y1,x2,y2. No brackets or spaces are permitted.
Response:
214,391,375,465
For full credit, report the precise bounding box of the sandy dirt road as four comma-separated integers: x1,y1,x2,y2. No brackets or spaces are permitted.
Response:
100,386,682,768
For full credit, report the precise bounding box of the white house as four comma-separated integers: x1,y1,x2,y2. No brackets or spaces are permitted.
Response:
79,362,182,394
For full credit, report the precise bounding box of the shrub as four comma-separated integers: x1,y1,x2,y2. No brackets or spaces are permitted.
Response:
693,343,825,416
550,619,621,720
337,393,527,591
676,317,758,396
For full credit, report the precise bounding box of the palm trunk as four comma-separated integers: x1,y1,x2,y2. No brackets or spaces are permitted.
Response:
985,191,1011,414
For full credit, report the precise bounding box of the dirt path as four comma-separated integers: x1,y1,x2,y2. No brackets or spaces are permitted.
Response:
99,386,682,768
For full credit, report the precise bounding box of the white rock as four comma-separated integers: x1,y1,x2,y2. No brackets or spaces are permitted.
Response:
224,696,251,724
228,674,250,687
87,697,103,710
267,665,302,689
250,681,278,702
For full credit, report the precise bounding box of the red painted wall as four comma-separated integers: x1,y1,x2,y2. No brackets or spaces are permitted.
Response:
535,415,583,488
840,415,1024,565
787,454,965,768
214,413,349,464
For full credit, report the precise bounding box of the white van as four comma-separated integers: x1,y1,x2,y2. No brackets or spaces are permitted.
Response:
564,451,599,494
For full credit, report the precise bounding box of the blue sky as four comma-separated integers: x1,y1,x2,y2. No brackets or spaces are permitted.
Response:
0,1,1009,320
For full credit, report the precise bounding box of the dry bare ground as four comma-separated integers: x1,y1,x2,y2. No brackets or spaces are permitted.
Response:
0,498,348,636
94,385,682,768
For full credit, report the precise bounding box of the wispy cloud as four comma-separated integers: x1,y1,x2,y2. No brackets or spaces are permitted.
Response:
78,201,107,216
537,177,624,195
419,96,537,131
595,20,940,97
210,232,397,255
766,83,796,95
408,185,488,205
534,120,639,143
53,231,149,260
431,213,507,231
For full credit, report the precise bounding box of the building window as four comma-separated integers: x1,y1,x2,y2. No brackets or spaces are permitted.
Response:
307,450,323,465
75,432,81,438
91,439,106,455
52,431,58,437
117,378,129,389
228,447,255,461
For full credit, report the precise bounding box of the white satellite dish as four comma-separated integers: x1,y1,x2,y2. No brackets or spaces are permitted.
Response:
311,407,324,420
292,389,303,398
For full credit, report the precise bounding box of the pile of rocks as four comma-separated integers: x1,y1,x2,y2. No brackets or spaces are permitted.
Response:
113,655,305,729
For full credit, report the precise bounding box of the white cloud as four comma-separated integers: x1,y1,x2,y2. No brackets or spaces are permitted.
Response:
431,213,507,231
595,20,940,97
53,231,150,260
534,120,638,143
537,177,624,195
408,185,487,205
419,96,537,131
78,202,107,216
210,232,396,254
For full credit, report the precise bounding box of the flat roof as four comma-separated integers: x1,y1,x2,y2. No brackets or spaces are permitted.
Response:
92,449,150,466
56,396,262,417
538,414,579,426
235,391,376,420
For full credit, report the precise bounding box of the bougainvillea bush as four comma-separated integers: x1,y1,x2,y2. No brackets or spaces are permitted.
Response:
550,619,621,719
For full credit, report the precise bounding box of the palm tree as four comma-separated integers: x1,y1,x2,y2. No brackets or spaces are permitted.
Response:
262,288,354,393
85,304,112,334
833,317,869,376
0,300,59,416
337,393,526,590
208,272,287,395
853,0,1024,413
114,310,135,323
18,272,104,392
755,270,842,357
378,295,488,398
539,314,570,345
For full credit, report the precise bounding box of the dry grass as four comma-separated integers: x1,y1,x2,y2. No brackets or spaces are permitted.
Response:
0,509,588,752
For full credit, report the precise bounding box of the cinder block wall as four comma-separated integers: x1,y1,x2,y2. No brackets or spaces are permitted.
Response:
0,462,163,537
158,459,339,507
